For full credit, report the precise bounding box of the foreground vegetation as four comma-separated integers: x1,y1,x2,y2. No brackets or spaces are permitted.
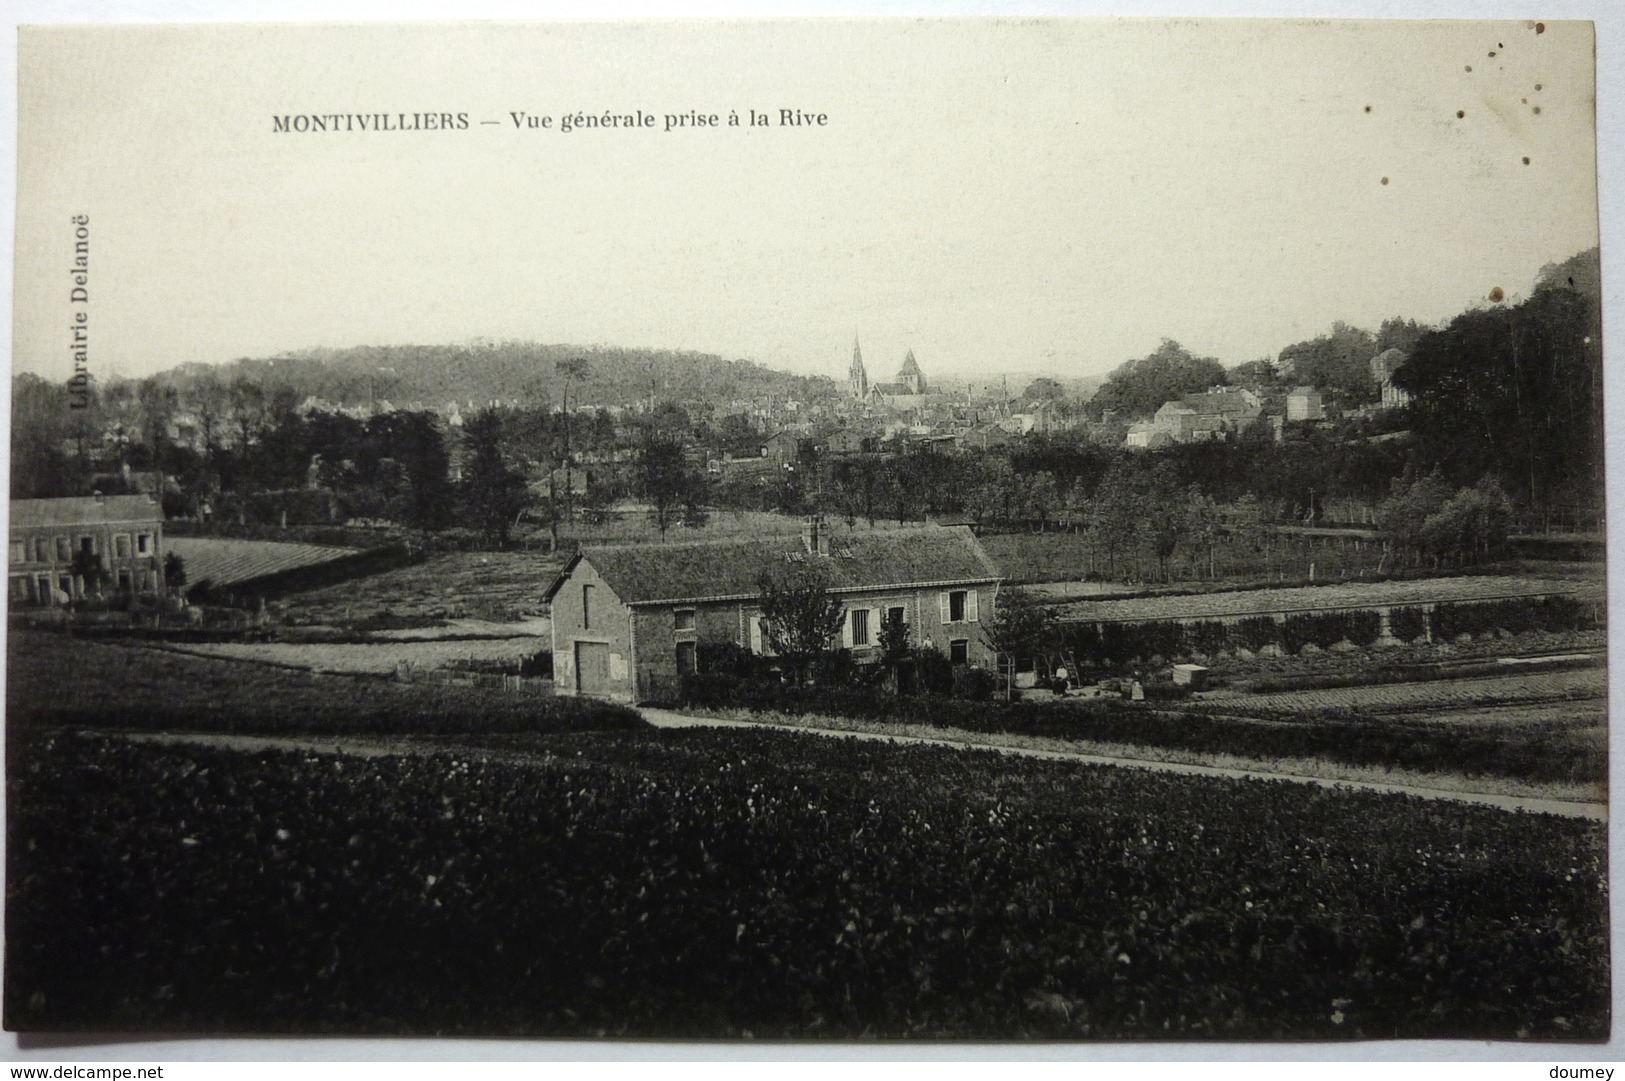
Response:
6,727,1606,1039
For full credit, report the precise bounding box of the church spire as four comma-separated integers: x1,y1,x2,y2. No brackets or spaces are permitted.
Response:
849,337,868,400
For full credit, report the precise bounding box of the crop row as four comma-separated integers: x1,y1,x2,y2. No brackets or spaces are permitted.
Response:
1210,669,1606,717
4,728,1606,1039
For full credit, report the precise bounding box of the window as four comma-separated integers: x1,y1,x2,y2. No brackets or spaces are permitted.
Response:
950,639,970,665
9,541,25,564
849,607,871,647
888,605,907,628
136,533,151,555
55,536,71,562
750,616,775,656
674,608,696,631
78,535,95,555
57,575,72,598
34,538,50,563
941,589,979,624
676,640,697,673
10,576,30,602
117,569,132,592
114,534,132,559
581,584,595,630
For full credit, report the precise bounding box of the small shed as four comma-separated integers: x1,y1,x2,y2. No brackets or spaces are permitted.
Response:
1172,663,1209,689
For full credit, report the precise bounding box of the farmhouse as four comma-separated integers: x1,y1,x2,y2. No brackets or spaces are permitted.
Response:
544,518,1003,702
8,493,166,606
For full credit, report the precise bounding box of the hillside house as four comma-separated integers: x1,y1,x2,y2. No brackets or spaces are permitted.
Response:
9,494,166,606
1287,386,1327,422
1370,348,1412,409
544,518,1003,702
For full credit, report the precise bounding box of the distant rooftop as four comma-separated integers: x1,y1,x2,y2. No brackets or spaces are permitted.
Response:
10,494,162,529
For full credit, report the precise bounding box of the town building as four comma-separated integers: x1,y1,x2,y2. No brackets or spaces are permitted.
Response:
544,518,1003,702
1141,387,1264,445
1287,386,1327,422
8,494,166,606
1369,348,1412,409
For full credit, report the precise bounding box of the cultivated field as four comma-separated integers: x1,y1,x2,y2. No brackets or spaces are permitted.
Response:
165,537,358,589
5,726,1607,1039
279,551,560,626
1205,667,1606,715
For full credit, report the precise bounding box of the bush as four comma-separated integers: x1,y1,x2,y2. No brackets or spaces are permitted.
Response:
1389,606,1428,643
914,649,956,696
1233,616,1281,651
952,666,997,701
1344,610,1382,647
1185,621,1230,657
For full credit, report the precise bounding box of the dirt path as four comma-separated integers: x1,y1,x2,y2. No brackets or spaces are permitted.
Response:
639,708,1609,822
112,715,1607,823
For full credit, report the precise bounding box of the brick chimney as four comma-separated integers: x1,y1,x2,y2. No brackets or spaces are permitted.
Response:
803,513,829,557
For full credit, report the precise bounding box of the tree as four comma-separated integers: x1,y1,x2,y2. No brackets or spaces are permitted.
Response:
1086,457,1145,579
556,357,590,519
1090,340,1228,420
190,371,229,467
1375,317,1426,356
980,587,1056,694
458,408,529,543
756,564,846,684
1275,322,1378,406
1021,377,1065,401
1394,265,1602,516
1142,460,1192,581
1184,486,1223,579
1377,469,1455,566
134,377,180,471
1419,476,1515,565
639,436,705,541
164,552,187,590
1227,357,1281,388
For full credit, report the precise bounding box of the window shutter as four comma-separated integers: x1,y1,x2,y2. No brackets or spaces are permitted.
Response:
939,591,950,624
750,614,763,654
841,609,853,648
967,590,980,622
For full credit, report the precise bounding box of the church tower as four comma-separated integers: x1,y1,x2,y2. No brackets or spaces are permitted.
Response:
849,338,869,400
897,349,927,395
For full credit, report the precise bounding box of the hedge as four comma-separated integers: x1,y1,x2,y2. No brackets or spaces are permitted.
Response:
1053,594,1597,668
1388,606,1428,643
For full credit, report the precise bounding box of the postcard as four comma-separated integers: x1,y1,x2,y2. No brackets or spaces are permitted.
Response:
5,16,1608,1049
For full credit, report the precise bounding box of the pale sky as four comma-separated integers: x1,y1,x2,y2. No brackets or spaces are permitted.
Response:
13,17,1599,386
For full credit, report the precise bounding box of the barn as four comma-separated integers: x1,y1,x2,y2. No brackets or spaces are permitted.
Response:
543,517,1003,702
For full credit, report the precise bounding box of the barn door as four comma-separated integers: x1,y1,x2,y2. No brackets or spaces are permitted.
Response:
575,641,611,695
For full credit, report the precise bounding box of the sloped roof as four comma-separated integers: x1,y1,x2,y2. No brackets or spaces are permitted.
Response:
1370,347,1408,381
1180,389,1261,418
546,525,1002,606
10,495,162,529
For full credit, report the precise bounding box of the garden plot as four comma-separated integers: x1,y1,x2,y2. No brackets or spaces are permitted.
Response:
1055,575,1594,624
1204,668,1604,715
280,551,560,626
166,537,357,589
